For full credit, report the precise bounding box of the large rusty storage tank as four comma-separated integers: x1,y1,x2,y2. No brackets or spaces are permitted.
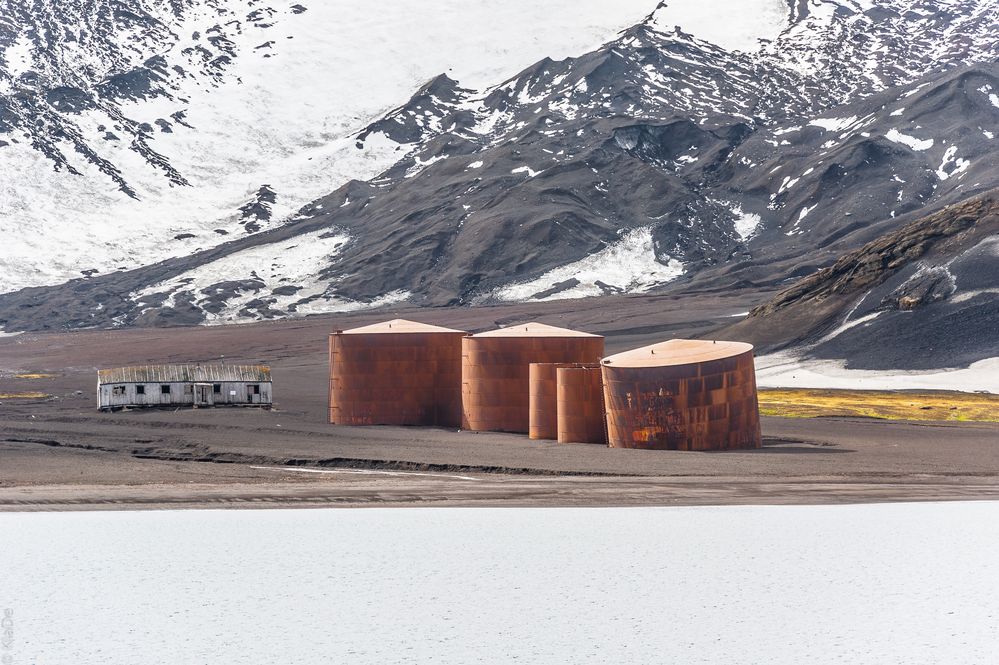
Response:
601,339,761,451
462,323,604,433
329,319,466,427
556,365,606,445
528,362,598,440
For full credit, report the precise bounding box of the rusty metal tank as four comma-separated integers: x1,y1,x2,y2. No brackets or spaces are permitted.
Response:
329,319,466,427
601,339,761,451
462,323,604,433
528,363,566,440
556,365,606,445
528,362,598,440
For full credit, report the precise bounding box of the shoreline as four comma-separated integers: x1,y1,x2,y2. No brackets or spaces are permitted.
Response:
5,465,999,512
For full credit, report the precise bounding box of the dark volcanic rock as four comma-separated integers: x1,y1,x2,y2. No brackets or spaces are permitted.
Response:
238,185,278,233
746,194,999,319
881,266,957,311
718,190,999,369
44,86,94,112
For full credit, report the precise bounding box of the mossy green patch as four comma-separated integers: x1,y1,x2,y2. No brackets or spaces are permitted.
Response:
758,388,999,422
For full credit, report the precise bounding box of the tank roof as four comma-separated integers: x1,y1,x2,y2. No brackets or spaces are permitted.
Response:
336,319,466,335
471,322,601,338
601,339,753,368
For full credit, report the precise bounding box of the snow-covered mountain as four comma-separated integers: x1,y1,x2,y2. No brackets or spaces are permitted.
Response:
1,0,998,375
0,0,658,292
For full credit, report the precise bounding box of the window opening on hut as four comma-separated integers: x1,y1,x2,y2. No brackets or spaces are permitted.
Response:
184,385,193,395
248,384,260,396
112,385,125,396
136,385,145,395
213,384,222,394
160,385,171,395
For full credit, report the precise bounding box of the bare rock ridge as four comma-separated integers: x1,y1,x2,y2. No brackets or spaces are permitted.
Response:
749,194,999,318
719,191,999,370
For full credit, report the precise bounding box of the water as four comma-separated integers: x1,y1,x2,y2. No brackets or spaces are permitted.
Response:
3,503,998,664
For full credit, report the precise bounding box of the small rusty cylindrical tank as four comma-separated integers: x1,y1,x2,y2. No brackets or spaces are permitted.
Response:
529,363,565,440
329,319,466,427
601,339,761,451
462,322,604,434
556,365,606,445
529,363,598,440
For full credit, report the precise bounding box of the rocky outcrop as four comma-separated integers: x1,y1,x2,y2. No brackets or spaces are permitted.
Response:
716,190,999,369
881,266,957,312
749,193,999,318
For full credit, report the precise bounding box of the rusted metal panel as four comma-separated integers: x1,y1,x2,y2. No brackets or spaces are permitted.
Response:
528,363,561,440
601,339,761,451
97,364,270,384
329,319,466,426
557,365,606,445
462,323,604,434
529,362,601,440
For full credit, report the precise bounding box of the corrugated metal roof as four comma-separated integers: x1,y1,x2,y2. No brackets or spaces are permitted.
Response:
98,364,271,385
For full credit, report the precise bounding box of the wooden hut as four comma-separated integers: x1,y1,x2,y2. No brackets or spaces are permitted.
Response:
97,364,272,411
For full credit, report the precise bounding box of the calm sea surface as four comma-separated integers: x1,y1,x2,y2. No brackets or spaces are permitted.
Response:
3,503,998,664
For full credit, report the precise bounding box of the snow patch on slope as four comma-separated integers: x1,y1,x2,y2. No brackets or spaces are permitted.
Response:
729,204,763,241
2,34,33,79
809,115,859,132
133,229,409,324
936,145,970,180
885,129,934,151
493,227,683,301
756,352,999,393
511,165,542,178
0,131,406,293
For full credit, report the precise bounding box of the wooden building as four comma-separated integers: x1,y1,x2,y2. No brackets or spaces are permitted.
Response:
97,364,272,411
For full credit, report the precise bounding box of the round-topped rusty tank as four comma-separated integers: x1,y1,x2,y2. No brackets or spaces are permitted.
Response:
600,339,761,451
329,319,466,427
462,322,604,433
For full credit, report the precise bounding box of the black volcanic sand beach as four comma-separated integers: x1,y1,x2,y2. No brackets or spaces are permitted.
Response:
2,295,997,510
